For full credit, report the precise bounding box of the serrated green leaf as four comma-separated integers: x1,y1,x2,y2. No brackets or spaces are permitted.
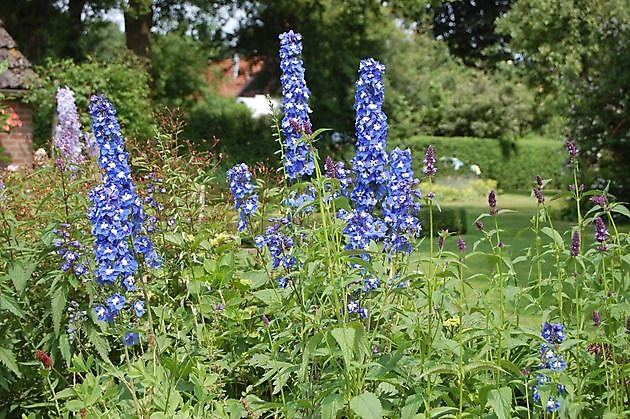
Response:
487,387,512,419
52,286,66,336
541,227,564,248
88,328,111,361
429,406,459,418
350,392,383,419
0,294,24,318
0,347,21,377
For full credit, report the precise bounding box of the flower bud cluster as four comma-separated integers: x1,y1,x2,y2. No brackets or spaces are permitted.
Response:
53,224,88,277
86,95,159,344
351,58,389,212
383,147,422,254
54,87,84,166
533,322,567,413
226,163,258,231
279,30,314,180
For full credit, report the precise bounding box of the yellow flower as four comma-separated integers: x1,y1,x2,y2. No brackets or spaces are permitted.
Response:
443,316,460,328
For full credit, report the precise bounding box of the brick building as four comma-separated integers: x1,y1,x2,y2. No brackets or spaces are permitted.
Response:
0,19,35,167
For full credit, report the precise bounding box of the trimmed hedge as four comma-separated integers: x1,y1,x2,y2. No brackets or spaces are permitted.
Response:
398,136,565,191
419,207,467,236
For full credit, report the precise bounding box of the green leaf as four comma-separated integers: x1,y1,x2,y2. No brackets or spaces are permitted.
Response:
52,286,66,336
487,387,512,419
429,407,458,418
464,361,507,375
0,294,24,318
401,394,422,419
87,328,111,361
0,347,21,377
251,288,289,307
59,334,71,367
8,261,33,294
541,227,564,248
331,325,362,367
321,393,344,419
350,392,383,419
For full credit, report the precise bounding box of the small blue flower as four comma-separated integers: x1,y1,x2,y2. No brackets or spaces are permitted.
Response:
133,300,145,317
541,322,565,344
124,332,140,346
545,397,560,413
106,293,126,311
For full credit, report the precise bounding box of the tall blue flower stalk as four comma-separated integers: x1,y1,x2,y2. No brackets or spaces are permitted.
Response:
533,322,567,413
226,163,258,231
383,147,422,254
55,87,84,165
87,95,160,342
279,30,314,180
351,58,389,212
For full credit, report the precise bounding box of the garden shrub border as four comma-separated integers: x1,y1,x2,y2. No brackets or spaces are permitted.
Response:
399,135,565,191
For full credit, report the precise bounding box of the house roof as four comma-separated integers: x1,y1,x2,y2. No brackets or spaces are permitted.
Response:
0,19,36,90
206,55,280,98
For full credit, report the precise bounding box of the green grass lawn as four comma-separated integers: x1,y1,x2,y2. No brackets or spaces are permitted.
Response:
414,192,577,327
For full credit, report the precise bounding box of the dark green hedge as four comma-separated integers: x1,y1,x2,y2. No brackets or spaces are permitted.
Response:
419,207,467,236
399,136,564,191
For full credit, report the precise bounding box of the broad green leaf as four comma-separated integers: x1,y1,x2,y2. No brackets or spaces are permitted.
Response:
52,286,66,336
252,288,289,307
321,393,344,419
331,325,363,367
65,400,85,411
401,395,422,419
487,387,512,419
0,347,21,377
301,332,323,380
9,261,33,294
429,407,458,418
350,392,383,419
541,227,563,248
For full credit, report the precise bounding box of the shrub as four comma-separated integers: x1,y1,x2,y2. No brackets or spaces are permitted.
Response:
183,92,277,165
26,51,154,148
419,207,467,235
400,135,564,191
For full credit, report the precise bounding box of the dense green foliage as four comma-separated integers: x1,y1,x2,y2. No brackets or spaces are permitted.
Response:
399,135,564,191
27,53,154,148
384,33,534,141
0,121,628,417
419,207,467,236
183,92,276,165
498,0,630,201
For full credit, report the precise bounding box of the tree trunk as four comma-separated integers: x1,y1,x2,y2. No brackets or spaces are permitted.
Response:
124,0,153,64
64,0,87,59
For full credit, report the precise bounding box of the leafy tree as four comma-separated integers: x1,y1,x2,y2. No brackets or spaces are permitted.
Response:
498,0,630,200
233,0,390,136
388,0,515,67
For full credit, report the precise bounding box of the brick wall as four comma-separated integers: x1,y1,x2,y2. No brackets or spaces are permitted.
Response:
0,98,33,167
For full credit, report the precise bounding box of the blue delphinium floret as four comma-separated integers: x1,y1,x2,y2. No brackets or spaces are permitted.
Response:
124,332,140,346
533,323,566,413
285,186,315,214
279,30,314,180
133,300,145,317
325,157,353,199
541,322,565,344
226,163,258,231
351,58,389,213
53,224,88,278
255,218,296,271
54,87,83,166
338,209,387,258
383,147,422,254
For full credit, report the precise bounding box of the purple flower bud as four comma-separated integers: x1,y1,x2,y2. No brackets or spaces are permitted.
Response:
594,217,608,243
475,220,484,231
566,139,579,162
570,229,580,256
592,311,601,326
534,187,544,204
626,315,630,334
536,175,543,187
423,145,436,177
325,156,337,179
438,235,445,250
457,237,466,252
590,195,607,208
262,314,270,327
488,190,497,215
